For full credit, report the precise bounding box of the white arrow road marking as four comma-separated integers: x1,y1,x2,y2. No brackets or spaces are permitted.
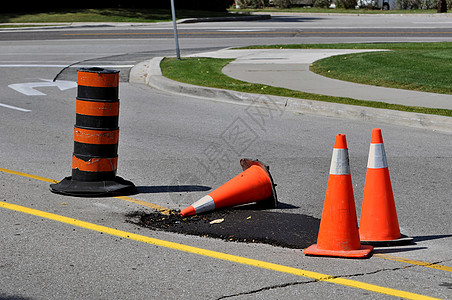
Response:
8,79,77,96
0,103,31,112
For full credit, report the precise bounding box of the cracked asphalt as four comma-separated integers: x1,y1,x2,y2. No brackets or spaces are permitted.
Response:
1,15,452,299
2,80,452,299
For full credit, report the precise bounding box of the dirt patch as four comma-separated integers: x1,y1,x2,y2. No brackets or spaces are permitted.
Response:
127,207,320,249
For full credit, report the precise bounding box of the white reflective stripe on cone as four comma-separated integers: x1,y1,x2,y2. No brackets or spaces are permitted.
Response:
367,143,388,169
329,148,350,175
192,195,215,214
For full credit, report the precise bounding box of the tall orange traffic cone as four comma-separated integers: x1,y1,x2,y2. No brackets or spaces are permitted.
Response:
180,159,277,217
359,128,413,246
304,134,373,258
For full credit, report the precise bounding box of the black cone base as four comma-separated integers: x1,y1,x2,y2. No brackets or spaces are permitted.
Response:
360,234,414,247
50,176,136,197
240,158,278,209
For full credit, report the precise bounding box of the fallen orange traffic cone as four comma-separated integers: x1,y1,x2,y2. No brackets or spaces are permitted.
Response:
359,128,413,246
180,159,277,217
304,134,373,258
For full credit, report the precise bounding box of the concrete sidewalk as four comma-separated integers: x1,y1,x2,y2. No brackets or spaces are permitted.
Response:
130,48,452,134
189,48,452,110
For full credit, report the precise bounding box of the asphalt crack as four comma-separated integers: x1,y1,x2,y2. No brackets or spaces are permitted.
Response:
216,280,318,300
337,265,412,279
216,264,429,299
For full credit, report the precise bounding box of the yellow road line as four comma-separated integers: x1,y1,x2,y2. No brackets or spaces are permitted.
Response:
115,196,171,215
375,254,452,273
0,201,439,300
0,167,172,214
0,167,58,183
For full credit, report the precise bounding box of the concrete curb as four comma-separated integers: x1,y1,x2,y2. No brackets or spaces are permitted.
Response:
130,57,452,134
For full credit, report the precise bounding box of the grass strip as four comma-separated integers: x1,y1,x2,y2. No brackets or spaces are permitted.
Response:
311,50,452,94
160,57,452,117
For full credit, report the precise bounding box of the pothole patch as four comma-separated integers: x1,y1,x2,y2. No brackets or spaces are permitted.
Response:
127,207,320,249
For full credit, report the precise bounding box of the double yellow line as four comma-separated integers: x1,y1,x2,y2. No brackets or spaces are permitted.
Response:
0,167,448,299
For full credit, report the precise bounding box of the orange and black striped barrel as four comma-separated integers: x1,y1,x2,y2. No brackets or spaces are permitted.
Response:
72,67,120,181
50,67,135,197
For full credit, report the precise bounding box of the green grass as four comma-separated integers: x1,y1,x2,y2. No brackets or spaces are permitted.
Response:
0,8,236,23
0,6,436,24
1,6,438,24
311,49,452,94
160,56,452,117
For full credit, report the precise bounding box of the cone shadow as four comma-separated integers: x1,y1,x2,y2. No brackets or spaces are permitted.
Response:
373,247,428,254
412,234,452,243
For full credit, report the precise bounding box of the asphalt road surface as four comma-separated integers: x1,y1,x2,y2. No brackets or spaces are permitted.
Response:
3,13,452,42
1,14,451,299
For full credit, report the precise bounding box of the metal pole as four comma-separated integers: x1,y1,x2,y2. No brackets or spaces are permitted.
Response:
170,0,181,60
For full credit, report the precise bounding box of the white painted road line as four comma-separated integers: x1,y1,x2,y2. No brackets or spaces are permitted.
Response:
0,64,68,68
0,102,31,112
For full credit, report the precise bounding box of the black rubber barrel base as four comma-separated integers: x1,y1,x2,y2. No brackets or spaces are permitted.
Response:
50,176,136,197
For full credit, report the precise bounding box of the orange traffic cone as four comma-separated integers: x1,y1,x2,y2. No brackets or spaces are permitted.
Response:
359,128,413,246
180,159,277,217
304,134,373,258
